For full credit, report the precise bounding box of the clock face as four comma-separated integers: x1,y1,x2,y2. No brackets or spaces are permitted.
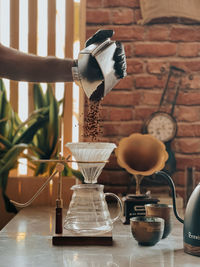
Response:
146,112,177,142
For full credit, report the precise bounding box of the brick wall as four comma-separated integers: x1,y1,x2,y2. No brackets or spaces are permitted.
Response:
85,0,200,201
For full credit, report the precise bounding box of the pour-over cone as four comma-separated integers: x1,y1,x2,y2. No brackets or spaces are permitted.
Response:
65,142,116,183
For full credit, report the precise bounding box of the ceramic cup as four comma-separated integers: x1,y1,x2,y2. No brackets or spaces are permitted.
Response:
130,216,164,246
145,203,173,239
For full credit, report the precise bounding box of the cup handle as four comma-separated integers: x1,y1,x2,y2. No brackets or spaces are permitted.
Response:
105,192,123,223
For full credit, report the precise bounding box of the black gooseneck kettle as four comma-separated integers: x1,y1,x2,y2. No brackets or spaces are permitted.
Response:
157,171,200,257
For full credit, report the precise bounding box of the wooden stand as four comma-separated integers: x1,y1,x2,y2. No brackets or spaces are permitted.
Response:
52,229,113,246
184,242,200,257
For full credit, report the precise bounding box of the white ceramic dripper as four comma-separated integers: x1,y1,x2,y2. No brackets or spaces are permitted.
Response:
65,142,116,183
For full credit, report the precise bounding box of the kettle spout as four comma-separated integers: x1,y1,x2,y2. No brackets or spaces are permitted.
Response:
156,171,184,224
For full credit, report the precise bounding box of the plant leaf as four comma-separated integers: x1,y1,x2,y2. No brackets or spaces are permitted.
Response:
48,87,59,154
0,143,29,175
13,116,48,144
33,84,46,109
0,134,12,148
46,84,52,105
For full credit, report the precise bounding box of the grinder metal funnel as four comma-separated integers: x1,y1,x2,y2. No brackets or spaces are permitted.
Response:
116,133,200,257
115,133,168,195
73,39,120,100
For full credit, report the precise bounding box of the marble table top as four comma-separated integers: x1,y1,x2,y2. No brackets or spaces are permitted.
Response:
0,207,199,267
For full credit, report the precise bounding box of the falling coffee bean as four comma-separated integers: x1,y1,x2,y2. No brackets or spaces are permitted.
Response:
84,99,102,141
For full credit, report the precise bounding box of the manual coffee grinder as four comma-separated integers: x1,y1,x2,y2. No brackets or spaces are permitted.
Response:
53,142,123,246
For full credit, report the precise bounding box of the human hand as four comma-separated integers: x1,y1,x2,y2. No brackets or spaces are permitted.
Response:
113,41,127,79
84,29,127,101
86,30,127,79
85,29,114,47
84,30,114,84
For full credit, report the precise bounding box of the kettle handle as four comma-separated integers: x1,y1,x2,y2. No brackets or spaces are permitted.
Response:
156,171,184,224
105,192,123,223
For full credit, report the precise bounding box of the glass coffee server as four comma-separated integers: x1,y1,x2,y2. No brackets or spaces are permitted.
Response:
64,142,122,236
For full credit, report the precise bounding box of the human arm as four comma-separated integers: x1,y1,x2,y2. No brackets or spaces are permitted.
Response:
0,29,126,99
0,43,76,83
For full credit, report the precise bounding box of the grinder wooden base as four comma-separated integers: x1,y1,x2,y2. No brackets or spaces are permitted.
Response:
52,229,113,246
184,242,200,257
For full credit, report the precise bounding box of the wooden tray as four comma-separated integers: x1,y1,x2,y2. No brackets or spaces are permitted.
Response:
52,229,113,246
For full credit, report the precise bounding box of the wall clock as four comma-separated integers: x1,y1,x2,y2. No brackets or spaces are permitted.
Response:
144,111,177,143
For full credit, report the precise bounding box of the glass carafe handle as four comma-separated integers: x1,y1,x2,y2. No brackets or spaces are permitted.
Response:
105,193,123,223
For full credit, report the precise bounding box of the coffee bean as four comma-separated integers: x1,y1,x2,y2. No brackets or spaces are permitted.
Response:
84,99,102,141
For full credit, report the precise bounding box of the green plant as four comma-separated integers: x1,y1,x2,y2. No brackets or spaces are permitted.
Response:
0,80,49,212
0,81,83,213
